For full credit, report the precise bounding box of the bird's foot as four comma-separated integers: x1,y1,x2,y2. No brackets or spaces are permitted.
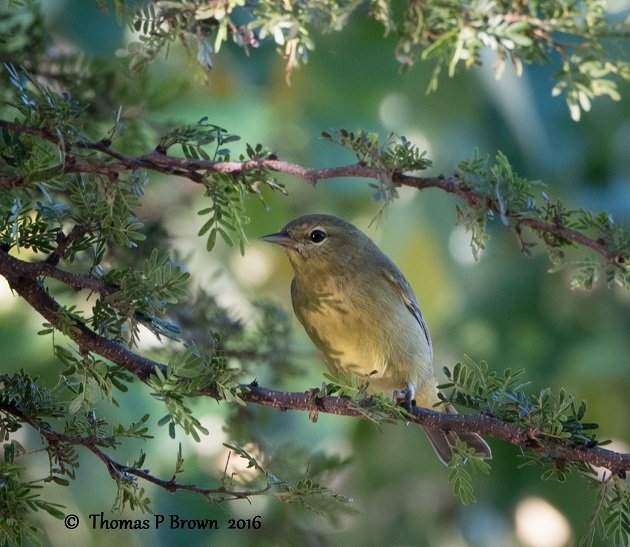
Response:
393,387,415,414
307,387,320,423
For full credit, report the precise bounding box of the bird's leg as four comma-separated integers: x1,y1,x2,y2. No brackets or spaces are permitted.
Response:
307,387,320,423
393,383,416,414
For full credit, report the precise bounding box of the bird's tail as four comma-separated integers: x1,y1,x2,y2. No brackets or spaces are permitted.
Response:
422,403,492,465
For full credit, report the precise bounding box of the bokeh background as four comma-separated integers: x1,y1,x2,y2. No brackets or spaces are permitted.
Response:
1,1,629,546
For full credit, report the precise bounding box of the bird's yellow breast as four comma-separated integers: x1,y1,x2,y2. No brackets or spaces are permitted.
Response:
291,273,434,399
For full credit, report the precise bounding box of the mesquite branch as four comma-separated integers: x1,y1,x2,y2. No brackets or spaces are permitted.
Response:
1,401,270,501
0,247,628,482
0,120,623,264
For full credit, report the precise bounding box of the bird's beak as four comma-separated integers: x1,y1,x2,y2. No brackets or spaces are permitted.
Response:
259,230,298,249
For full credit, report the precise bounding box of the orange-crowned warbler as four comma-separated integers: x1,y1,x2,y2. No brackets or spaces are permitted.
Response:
261,213,491,465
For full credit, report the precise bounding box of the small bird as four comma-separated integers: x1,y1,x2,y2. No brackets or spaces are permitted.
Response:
261,213,491,465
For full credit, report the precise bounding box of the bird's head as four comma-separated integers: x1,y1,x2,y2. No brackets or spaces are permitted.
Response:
260,214,369,275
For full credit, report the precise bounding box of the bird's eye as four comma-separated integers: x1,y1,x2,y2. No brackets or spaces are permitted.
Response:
309,229,327,243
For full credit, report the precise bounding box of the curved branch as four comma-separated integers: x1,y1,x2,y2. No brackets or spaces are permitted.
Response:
517,217,618,262
1,401,270,501
0,119,623,264
395,173,620,262
0,247,628,478
0,249,159,380
4,255,114,294
244,383,630,477
105,460,271,500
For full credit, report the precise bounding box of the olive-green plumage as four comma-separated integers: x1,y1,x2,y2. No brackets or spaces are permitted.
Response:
261,214,491,465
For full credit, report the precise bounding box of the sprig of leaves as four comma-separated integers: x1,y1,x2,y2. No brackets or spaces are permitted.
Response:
322,128,431,207
149,346,246,441
320,368,412,424
108,1,630,119
197,143,284,253
322,128,431,173
581,475,630,547
447,439,492,505
0,371,65,435
0,459,65,547
224,442,355,517
100,249,190,344
150,362,211,442
454,151,630,286
439,357,630,545
157,117,286,253
440,356,600,447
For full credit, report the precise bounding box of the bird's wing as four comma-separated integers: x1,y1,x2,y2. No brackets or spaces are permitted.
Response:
382,268,433,360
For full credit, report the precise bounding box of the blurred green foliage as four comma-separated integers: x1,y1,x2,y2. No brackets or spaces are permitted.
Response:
0,1,629,546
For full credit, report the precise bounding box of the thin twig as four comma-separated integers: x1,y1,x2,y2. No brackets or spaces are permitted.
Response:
3,405,270,500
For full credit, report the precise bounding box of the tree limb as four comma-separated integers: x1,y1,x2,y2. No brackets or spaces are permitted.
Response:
0,401,270,501
0,249,158,380
0,253,114,294
0,119,624,264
